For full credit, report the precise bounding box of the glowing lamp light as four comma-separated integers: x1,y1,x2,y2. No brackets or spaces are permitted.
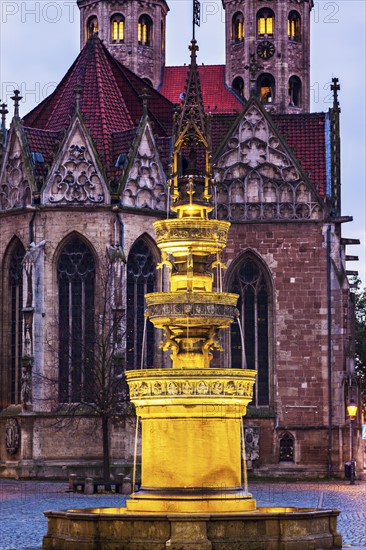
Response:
347,399,358,420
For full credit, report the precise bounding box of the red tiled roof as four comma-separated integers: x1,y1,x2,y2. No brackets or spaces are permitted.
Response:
23,36,174,176
21,41,327,196
23,127,64,187
273,113,327,196
160,65,244,115
113,63,174,135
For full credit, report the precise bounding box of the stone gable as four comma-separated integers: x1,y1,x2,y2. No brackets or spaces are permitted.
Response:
213,99,324,222
121,118,168,211
42,117,109,206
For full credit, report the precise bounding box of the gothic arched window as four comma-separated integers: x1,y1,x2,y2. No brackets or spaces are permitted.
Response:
230,257,271,406
138,14,153,46
111,14,125,42
58,237,95,403
8,242,25,404
279,432,295,462
257,73,275,104
288,11,301,42
232,12,245,42
288,76,302,107
87,16,98,40
232,76,244,99
257,8,274,38
126,240,156,370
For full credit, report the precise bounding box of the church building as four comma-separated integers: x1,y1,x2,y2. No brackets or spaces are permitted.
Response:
0,0,361,479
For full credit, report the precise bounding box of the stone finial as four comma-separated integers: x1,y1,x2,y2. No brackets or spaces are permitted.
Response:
140,88,151,117
74,83,83,114
11,90,22,119
0,102,9,132
331,77,340,111
244,54,264,81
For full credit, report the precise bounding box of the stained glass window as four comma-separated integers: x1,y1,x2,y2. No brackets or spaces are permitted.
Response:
230,257,270,406
9,242,25,404
58,237,95,403
126,240,155,370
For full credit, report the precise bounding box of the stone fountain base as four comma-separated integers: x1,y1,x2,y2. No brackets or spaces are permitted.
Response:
43,507,342,550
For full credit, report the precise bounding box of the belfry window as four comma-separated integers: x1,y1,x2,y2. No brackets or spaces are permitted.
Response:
279,433,295,462
288,11,301,42
232,12,245,42
126,240,155,370
111,14,125,42
138,14,153,46
288,76,302,107
58,237,95,403
8,242,25,404
257,73,275,104
257,8,274,38
230,257,270,406
232,76,244,99
87,16,98,40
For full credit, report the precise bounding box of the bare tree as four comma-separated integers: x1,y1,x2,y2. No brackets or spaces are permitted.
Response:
39,246,133,481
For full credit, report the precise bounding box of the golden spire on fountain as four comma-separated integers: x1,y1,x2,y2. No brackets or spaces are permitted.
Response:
125,40,257,514
148,39,236,371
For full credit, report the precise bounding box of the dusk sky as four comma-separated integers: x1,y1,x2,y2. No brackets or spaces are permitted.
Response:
0,0,365,283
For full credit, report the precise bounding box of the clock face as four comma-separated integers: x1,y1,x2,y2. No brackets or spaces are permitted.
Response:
257,41,275,60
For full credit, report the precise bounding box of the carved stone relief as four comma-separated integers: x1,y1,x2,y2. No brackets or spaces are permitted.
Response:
0,136,32,210
122,123,167,211
22,240,46,359
21,362,33,408
5,418,20,455
244,426,260,469
214,103,323,221
44,124,106,205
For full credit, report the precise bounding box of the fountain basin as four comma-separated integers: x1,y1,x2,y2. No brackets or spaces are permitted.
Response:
43,507,342,549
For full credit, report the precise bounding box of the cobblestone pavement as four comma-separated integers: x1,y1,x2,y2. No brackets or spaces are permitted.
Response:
0,480,365,549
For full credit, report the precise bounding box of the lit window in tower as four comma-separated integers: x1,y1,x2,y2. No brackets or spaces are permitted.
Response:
288,11,301,42
138,15,152,46
257,9,274,38
87,16,98,40
257,74,275,104
111,15,125,42
232,12,245,42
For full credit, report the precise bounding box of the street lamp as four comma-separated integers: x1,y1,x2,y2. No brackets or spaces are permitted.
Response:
347,398,358,485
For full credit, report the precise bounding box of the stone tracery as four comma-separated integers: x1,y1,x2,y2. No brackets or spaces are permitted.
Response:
0,144,32,210
48,144,105,204
214,103,323,221
122,124,167,210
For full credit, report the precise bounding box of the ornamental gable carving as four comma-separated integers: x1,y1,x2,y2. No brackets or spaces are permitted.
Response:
213,101,324,222
0,131,32,210
122,122,167,211
43,119,107,205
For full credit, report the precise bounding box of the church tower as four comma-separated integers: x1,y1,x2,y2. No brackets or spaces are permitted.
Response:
77,0,169,88
222,0,313,113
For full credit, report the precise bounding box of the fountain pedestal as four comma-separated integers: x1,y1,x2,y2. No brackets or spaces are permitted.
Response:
126,368,256,514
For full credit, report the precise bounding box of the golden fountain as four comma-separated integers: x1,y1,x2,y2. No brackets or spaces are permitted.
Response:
125,40,256,515
43,41,342,550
